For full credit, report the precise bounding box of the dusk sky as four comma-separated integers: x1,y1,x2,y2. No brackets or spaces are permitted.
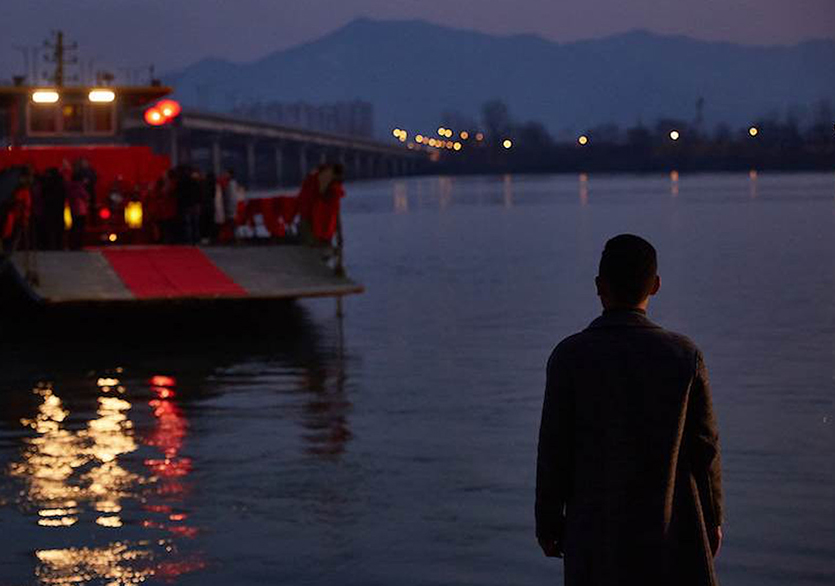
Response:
2,0,834,82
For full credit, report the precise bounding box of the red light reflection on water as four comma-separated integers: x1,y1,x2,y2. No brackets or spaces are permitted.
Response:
151,386,175,399
142,376,197,540
150,375,177,388
155,557,208,579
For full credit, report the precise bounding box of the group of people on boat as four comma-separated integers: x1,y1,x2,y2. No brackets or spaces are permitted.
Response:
0,158,346,252
1,158,97,252
147,165,244,245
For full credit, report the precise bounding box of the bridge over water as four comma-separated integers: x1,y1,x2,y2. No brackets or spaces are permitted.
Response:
125,110,427,189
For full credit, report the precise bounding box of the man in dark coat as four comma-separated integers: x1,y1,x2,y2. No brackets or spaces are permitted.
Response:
536,234,723,586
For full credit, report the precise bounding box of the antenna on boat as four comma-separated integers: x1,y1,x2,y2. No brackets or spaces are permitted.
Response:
43,30,78,87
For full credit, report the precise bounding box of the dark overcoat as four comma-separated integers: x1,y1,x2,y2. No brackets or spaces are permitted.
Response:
536,309,723,586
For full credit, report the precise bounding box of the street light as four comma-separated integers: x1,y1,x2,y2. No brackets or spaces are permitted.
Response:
748,126,759,137
502,139,513,149
669,130,680,141
578,135,589,146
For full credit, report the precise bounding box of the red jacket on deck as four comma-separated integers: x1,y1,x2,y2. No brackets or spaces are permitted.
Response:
312,181,345,241
2,187,31,240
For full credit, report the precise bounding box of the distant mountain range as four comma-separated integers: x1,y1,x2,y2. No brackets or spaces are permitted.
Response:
165,18,835,139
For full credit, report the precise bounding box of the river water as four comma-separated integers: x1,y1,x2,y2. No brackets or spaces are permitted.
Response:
1,172,834,585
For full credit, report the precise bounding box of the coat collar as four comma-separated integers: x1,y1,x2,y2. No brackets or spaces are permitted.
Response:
587,309,661,330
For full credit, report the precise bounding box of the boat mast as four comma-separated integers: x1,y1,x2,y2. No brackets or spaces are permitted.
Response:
43,30,77,87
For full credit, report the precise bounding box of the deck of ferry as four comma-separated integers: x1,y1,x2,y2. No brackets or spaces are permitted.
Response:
3,244,363,306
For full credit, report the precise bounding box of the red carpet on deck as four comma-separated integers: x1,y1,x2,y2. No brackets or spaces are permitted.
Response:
102,247,246,298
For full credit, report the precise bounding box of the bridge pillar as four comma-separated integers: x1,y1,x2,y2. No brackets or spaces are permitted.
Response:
170,127,179,167
246,141,256,187
353,152,362,179
211,139,222,177
274,145,284,187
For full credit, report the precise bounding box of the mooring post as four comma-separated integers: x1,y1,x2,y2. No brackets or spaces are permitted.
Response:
337,297,345,360
334,206,346,319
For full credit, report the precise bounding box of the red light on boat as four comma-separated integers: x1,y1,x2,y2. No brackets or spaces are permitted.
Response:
150,375,176,387
157,99,182,119
145,107,166,126
98,207,111,220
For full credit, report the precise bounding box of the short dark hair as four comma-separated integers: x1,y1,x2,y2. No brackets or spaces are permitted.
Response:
598,234,658,305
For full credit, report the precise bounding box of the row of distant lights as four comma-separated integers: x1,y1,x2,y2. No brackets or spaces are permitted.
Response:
398,125,771,150
393,126,512,151
576,126,763,145
31,89,116,104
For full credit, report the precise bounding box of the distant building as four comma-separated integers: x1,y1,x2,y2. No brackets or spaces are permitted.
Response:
231,100,374,138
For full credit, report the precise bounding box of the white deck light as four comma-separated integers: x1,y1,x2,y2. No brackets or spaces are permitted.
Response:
88,89,116,103
32,90,60,103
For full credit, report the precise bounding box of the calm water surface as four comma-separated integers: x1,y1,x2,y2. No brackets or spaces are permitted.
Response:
1,172,834,585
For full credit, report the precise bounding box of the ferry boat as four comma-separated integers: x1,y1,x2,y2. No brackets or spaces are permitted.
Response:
0,69,363,308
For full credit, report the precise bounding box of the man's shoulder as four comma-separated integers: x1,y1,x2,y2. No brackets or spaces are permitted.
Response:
548,322,702,364
656,328,701,354
546,331,591,368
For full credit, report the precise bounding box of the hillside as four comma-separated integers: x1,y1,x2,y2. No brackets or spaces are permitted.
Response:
165,18,835,138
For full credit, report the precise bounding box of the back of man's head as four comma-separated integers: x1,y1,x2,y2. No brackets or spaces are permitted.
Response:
598,234,658,306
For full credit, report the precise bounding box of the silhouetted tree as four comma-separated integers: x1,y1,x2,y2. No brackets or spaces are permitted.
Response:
517,121,553,152
588,123,622,144
481,100,512,145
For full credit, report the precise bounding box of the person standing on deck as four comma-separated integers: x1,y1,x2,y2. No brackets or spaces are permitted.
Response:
39,167,67,250
214,169,243,243
296,164,328,245
158,170,179,244
536,234,723,586
66,177,90,250
176,166,203,244
1,168,32,251
311,163,345,245
74,158,97,219
200,172,218,243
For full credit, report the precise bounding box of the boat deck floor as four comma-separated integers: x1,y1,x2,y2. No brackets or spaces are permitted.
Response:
8,245,363,305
